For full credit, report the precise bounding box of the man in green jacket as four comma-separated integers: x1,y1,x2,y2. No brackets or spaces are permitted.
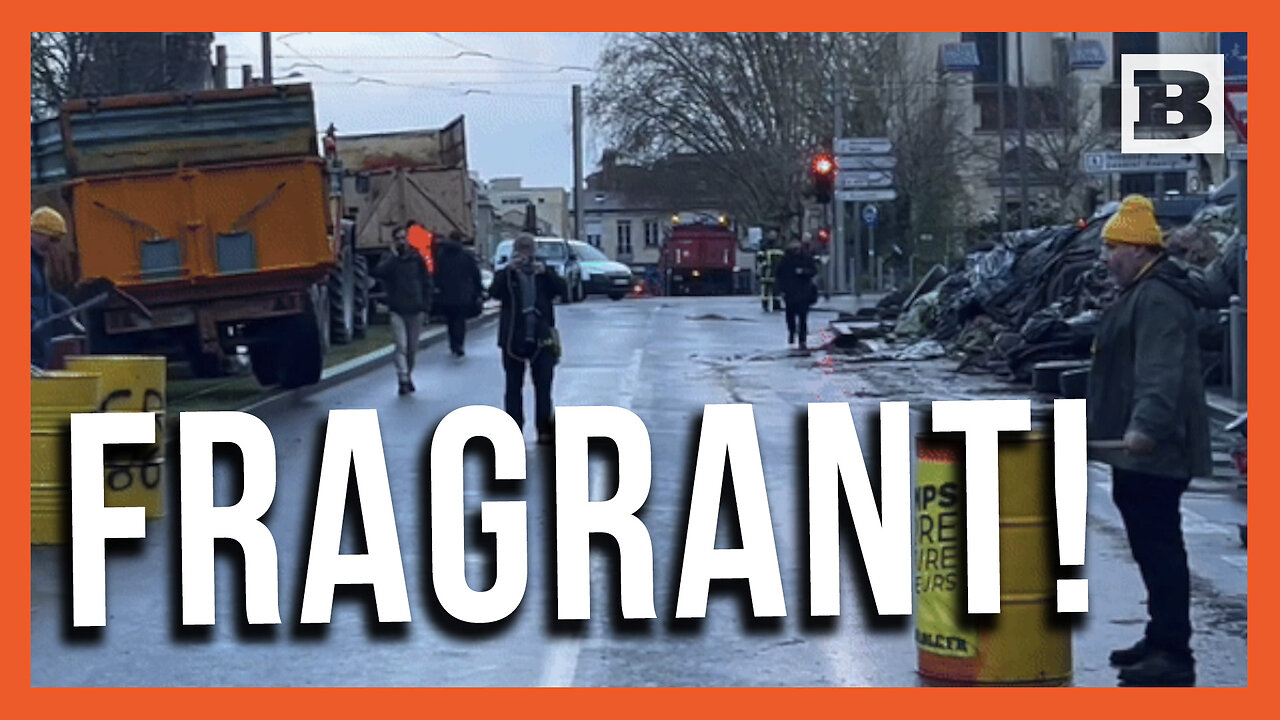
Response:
1087,194,1211,687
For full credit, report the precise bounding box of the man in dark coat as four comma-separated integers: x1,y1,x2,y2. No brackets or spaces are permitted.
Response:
433,230,483,358
373,229,433,395
1086,194,1211,687
31,207,71,370
489,234,566,444
774,239,819,350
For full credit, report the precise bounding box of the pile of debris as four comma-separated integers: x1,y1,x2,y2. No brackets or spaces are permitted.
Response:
825,205,1244,393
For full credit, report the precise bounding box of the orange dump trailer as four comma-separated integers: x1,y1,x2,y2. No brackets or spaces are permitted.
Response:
32,84,336,388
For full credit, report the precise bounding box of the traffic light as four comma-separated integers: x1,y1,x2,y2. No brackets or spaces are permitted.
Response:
816,227,831,244
811,153,836,204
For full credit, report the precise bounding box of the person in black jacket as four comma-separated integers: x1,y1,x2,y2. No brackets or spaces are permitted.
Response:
1087,195,1209,687
489,234,566,443
373,229,434,395
774,239,819,351
434,230,483,358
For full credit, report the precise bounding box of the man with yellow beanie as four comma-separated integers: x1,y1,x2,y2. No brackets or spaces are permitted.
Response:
1086,194,1211,686
31,206,70,369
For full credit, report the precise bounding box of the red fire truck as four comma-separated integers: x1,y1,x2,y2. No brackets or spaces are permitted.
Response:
659,213,740,295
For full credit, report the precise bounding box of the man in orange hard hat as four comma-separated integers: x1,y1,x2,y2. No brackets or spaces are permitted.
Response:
1087,195,1210,686
31,207,70,369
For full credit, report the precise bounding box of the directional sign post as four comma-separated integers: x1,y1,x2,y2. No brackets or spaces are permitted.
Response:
836,188,897,202
1083,151,1196,175
835,137,892,155
837,170,895,190
835,137,896,296
838,154,897,171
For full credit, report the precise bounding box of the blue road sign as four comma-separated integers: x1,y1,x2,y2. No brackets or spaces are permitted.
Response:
1220,32,1247,80
862,204,879,227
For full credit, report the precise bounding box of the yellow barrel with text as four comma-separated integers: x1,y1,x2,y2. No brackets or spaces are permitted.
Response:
31,371,101,544
914,432,1072,684
64,356,167,518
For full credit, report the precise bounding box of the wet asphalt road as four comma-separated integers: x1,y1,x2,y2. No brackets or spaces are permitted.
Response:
30,295,1247,686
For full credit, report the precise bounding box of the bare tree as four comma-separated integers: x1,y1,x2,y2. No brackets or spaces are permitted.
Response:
873,36,975,255
31,32,214,121
588,32,889,231
31,33,98,120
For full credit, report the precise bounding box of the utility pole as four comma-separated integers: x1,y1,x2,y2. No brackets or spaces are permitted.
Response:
833,80,847,295
997,34,1007,236
261,32,272,85
1016,32,1029,230
572,85,584,243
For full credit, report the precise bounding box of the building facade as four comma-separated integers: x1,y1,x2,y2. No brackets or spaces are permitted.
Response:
905,32,1243,223
486,177,571,238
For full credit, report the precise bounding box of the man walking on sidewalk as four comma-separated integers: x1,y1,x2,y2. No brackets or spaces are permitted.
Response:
373,228,433,395
490,234,565,443
1087,195,1211,687
434,230,483,358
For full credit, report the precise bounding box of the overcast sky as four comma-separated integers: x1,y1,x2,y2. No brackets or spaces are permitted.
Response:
216,32,610,189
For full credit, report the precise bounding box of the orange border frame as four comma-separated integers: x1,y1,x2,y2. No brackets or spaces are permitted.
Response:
12,15,1263,716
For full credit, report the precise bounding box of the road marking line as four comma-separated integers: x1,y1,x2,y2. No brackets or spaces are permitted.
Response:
540,347,643,686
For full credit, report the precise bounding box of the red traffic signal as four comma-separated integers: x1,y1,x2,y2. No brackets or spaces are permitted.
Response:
811,153,836,203
816,228,831,244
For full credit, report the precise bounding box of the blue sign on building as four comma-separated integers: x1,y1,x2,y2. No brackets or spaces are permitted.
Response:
1219,32,1247,80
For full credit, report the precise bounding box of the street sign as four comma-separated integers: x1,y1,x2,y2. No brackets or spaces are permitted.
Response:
836,188,897,202
1083,151,1196,175
837,154,897,170
835,137,892,155
1227,145,1247,161
938,42,979,73
1068,39,1107,70
1219,31,1247,81
862,204,879,226
836,170,894,190
1226,86,1247,141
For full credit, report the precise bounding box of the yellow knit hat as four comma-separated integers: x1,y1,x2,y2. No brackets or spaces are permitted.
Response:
1102,195,1163,247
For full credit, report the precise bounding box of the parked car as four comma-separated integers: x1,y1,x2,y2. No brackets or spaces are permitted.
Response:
492,237,585,302
569,240,633,300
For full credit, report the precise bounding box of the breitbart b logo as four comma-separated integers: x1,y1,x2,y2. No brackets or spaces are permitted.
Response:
1122,54,1224,155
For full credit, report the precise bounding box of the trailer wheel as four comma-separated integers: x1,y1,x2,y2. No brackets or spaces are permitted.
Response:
353,254,370,338
249,343,279,386
278,293,326,389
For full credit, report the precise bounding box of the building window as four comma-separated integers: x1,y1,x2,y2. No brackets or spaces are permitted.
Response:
617,220,633,255
586,222,602,248
644,220,661,247
1113,32,1159,84
962,32,1007,85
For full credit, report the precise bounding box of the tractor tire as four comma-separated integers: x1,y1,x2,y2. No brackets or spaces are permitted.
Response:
328,264,355,346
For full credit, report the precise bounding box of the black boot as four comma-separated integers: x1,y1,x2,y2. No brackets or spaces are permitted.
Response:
1118,649,1195,686
1109,639,1149,667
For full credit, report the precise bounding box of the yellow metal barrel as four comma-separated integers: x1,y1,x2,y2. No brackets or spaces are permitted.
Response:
64,356,167,519
31,371,102,544
914,432,1072,684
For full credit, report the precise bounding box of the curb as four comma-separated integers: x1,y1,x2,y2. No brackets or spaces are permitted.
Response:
236,309,501,418
159,309,501,461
